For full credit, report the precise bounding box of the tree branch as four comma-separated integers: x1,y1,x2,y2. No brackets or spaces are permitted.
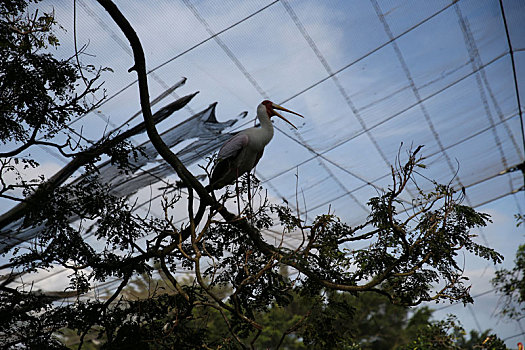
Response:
0,93,196,233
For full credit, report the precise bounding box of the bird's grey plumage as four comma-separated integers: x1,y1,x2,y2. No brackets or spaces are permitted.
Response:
208,131,265,190
207,100,303,191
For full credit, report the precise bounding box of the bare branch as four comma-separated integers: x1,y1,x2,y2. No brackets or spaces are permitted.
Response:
0,93,197,234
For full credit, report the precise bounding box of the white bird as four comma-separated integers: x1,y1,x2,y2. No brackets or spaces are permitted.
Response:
207,100,303,191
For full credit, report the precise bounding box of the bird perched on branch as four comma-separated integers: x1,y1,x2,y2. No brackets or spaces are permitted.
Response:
206,100,303,191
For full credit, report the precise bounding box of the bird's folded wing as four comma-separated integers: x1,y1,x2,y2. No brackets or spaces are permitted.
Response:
217,133,249,160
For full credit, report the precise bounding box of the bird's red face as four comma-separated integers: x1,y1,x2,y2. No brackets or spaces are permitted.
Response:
261,100,275,117
260,100,304,129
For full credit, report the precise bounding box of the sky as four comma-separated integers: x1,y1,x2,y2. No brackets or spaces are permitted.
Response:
2,0,525,346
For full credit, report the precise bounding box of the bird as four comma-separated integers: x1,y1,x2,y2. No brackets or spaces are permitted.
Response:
206,100,303,192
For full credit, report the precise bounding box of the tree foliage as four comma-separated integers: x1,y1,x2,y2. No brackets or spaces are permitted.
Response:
0,0,103,148
492,215,525,321
399,315,506,350
0,1,510,349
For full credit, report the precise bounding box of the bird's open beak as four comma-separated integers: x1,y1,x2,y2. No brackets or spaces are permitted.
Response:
271,103,304,129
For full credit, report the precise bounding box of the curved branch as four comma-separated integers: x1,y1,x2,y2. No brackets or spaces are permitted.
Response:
96,0,206,199
0,125,40,157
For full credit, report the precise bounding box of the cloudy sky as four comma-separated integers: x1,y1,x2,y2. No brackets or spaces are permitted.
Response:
3,0,525,345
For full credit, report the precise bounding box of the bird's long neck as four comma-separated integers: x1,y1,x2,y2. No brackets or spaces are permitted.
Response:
256,111,274,146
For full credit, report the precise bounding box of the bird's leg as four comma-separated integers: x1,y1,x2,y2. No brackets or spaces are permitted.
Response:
247,172,252,217
235,167,240,216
